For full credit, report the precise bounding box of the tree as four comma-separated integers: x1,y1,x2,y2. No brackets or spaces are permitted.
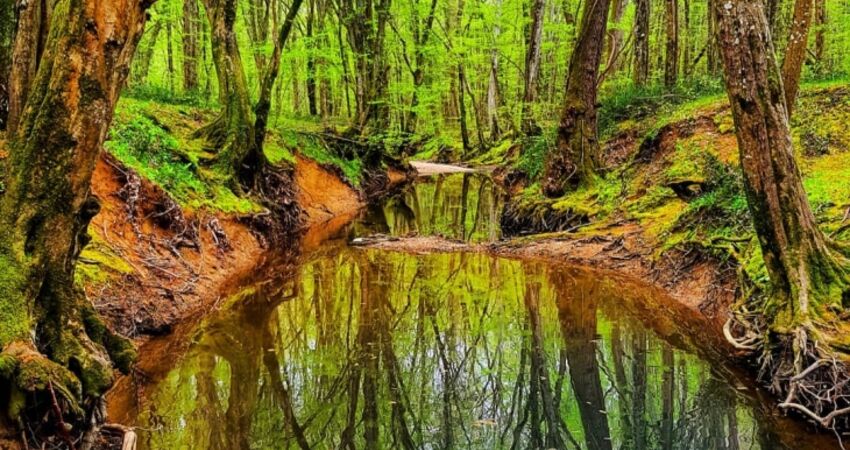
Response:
196,0,263,188
521,0,545,135
183,0,201,92
713,0,849,342
633,0,649,86
541,0,611,196
664,0,678,87
0,0,153,432
7,0,52,135
0,0,15,130
781,0,815,117
337,0,392,133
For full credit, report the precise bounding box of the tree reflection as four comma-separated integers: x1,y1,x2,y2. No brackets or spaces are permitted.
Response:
126,251,838,450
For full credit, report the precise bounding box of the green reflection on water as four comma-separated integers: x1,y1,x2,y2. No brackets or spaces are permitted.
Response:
356,173,503,242
127,249,830,449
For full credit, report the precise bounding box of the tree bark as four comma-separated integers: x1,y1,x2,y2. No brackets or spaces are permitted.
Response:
664,0,678,87
197,0,259,187
338,0,392,133
0,0,152,425
633,0,649,86
521,0,545,135
604,0,628,75
542,0,610,196
814,0,826,72
306,0,318,116
713,0,849,326
0,0,16,130
781,0,814,118
182,0,201,92
7,0,52,136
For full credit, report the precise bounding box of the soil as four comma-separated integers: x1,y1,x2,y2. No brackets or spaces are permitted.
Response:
89,151,370,342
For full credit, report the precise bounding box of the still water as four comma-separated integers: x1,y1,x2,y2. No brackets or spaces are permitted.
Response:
108,173,839,449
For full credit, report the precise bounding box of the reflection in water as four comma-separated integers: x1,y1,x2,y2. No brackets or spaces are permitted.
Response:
356,173,503,242
116,249,838,450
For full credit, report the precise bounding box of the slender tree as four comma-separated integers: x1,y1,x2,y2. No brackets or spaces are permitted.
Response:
521,0,546,135
183,0,201,92
0,0,153,430
542,0,611,196
664,0,678,87
633,0,650,86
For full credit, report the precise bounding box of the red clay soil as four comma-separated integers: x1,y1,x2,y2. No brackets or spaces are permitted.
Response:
89,151,367,340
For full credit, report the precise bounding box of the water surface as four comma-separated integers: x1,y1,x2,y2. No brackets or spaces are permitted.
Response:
108,173,839,450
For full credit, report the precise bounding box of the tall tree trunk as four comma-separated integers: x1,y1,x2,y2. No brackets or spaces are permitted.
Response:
166,18,176,93
0,0,152,430
405,0,438,135
633,0,649,86
338,0,392,133
0,0,16,130
664,0,678,87
604,0,628,74
682,0,691,78
542,0,611,197
306,0,318,116
713,0,849,328
255,0,305,153
814,0,826,72
133,20,163,86
183,0,201,92
521,0,545,135
244,0,271,75
487,46,501,141
7,0,52,136
197,0,259,188
781,0,814,118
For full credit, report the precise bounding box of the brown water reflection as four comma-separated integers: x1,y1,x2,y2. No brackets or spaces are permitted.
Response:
109,249,840,449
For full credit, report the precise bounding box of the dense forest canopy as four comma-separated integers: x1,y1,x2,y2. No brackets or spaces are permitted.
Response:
125,0,848,140
2,0,850,448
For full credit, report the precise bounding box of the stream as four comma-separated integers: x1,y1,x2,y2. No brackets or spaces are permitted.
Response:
106,171,840,449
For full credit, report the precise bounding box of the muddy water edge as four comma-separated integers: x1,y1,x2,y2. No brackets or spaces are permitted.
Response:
106,170,842,449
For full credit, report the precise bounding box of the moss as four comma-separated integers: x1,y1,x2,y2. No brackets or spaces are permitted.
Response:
0,251,30,347
80,305,136,374
75,231,134,286
278,130,365,186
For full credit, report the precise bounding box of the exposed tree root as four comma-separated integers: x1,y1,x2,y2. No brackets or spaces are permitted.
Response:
725,311,850,434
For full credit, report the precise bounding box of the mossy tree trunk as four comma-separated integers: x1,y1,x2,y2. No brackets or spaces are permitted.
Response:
7,0,52,136
713,0,849,329
0,0,152,430
182,0,201,92
541,0,610,197
337,0,391,134
0,0,16,130
197,0,260,189
781,0,814,118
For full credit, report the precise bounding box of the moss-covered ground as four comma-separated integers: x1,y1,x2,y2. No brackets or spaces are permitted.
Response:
493,82,850,294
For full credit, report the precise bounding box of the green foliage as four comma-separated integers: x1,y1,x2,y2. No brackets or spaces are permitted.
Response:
514,132,554,181
106,101,261,214
598,77,725,139
124,84,209,107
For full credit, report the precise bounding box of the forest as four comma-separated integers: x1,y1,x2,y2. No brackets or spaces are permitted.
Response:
1,0,850,448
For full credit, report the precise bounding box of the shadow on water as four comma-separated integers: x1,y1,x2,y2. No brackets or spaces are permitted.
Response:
108,242,841,449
